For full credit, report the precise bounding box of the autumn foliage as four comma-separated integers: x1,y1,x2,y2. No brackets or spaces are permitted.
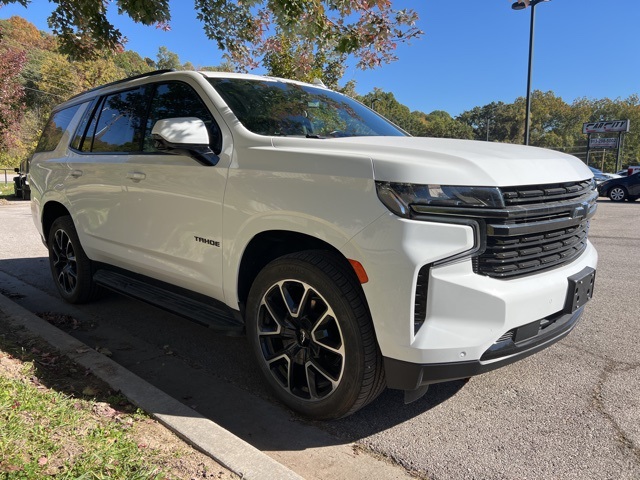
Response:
0,43,27,150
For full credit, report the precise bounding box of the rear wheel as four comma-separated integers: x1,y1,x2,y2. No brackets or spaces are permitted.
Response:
47,216,101,303
246,251,385,419
609,186,627,202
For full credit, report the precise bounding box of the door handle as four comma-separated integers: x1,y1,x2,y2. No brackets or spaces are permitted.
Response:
70,169,83,178
126,172,146,182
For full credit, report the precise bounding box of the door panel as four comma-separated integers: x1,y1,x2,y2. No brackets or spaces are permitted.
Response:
65,79,230,300
628,173,640,196
115,154,227,299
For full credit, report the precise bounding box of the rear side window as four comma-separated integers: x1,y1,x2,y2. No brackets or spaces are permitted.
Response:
71,81,221,155
35,104,82,152
87,87,150,153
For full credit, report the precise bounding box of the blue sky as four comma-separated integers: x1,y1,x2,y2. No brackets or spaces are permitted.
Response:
2,0,639,116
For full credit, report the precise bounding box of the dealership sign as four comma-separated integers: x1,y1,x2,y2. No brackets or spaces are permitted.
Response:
582,119,630,134
589,137,619,149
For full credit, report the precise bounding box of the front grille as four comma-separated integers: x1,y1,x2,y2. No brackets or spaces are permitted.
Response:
501,179,594,206
476,220,589,278
474,180,596,279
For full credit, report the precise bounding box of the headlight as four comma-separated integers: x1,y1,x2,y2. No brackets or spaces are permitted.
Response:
376,181,504,218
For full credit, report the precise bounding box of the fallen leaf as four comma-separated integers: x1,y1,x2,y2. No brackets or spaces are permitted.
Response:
82,386,99,396
94,403,118,418
1,463,22,472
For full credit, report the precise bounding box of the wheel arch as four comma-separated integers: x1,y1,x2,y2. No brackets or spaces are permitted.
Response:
236,230,351,313
42,201,72,240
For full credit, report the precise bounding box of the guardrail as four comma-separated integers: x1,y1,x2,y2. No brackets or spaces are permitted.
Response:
2,169,14,185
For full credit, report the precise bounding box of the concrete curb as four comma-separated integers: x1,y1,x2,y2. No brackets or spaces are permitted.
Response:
0,293,303,480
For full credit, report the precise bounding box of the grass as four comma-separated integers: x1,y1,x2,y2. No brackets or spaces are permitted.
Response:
0,315,236,479
0,182,15,197
0,343,168,478
1,379,165,478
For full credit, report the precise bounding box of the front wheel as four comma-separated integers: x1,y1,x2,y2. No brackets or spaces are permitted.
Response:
47,216,101,303
246,251,385,419
609,186,627,202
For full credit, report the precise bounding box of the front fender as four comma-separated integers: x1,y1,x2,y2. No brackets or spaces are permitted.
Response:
222,211,367,306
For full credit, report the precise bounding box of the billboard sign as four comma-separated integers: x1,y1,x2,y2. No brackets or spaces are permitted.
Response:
582,119,630,134
589,137,619,149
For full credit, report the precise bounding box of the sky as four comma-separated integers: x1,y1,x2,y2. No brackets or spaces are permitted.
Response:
1,0,639,117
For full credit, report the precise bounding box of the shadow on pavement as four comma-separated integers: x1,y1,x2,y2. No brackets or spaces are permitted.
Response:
0,257,466,454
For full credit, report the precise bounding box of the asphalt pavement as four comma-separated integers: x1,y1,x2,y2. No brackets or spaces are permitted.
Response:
0,197,638,479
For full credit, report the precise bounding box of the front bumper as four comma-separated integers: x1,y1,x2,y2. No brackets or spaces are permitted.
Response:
344,211,598,388
384,305,584,390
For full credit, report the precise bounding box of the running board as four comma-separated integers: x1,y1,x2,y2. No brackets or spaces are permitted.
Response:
93,270,244,336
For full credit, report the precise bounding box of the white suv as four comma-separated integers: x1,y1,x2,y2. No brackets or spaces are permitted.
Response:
30,70,598,419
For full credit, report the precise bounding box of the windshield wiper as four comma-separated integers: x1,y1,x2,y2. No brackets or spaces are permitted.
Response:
306,134,325,139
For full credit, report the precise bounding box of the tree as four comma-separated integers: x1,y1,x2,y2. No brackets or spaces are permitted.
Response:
0,45,27,152
338,79,358,99
0,15,56,50
114,50,153,77
416,111,473,139
37,51,125,100
200,61,235,72
0,0,422,76
360,89,425,135
77,56,125,89
156,46,181,70
262,30,347,88
458,101,518,143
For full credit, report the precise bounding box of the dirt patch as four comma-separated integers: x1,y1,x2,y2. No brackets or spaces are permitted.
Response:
37,311,85,331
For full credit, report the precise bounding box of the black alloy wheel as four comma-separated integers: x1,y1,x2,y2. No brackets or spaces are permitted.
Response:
48,216,101,303
246,251,386,419
256,279,346,401
51,227,78,296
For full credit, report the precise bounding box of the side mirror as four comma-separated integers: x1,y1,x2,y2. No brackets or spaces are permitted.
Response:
151,117,219,166
14,167,20,173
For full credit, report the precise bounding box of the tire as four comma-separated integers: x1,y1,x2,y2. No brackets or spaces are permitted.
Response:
47,216,101,303
608,186,627,202
246,251,386,419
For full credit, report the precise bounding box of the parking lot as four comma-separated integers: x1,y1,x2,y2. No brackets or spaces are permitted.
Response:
0,198,638,479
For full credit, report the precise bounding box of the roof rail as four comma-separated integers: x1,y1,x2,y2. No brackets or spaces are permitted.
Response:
66,69,176,101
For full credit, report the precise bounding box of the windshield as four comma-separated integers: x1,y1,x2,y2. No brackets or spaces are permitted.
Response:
208,78,407,138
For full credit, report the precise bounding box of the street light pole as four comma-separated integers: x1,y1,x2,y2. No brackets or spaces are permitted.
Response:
512,0,550,146
524,2,536,146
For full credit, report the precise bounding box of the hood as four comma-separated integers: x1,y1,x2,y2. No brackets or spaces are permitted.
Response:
271,136,592,187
